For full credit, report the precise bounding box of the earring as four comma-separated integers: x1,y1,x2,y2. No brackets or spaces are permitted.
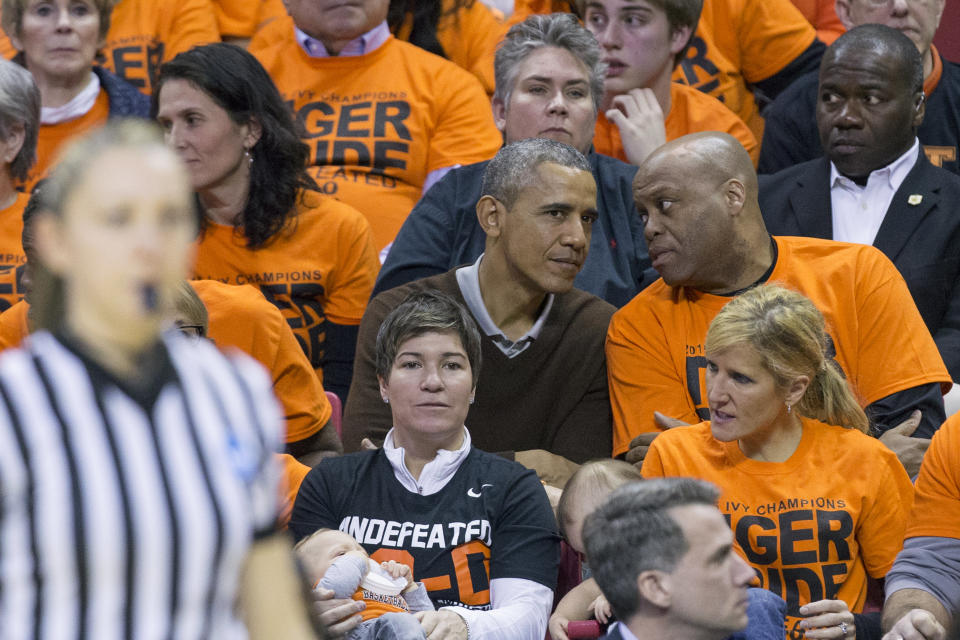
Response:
382,397,389,404
244,148,253,166
469,397,475,405
786,403,792,414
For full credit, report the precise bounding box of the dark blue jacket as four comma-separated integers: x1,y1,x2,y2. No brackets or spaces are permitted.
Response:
93,66,151,118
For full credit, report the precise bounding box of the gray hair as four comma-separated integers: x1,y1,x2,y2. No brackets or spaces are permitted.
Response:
375,290,482,386
494,13,606,114
583,477,720,621
0,58,38,181
480,138,592,210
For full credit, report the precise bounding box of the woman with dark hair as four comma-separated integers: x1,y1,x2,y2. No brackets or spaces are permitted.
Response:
643,284,915,640
0,119,319,639
154,42,379,402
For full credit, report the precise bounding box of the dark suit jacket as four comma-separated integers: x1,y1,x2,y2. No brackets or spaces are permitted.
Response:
759,153,960,380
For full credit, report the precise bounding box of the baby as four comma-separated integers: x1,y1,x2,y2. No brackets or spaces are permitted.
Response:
295,529,434,640
550,460,643,640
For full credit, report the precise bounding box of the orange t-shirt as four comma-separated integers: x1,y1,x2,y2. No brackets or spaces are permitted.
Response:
0,191,28,268
906,412,960,539
643,417,914,635
192,191,378,383
671,0,817,140
606,236,951,456
190,280,332,443
0,298,27,350
790,0,844,44
0,0,220,93
593,82,759,166
27,89,110,193
250,33,501,252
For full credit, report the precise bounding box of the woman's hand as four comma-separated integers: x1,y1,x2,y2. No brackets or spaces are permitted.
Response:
591,594,613,624
415,610,468,639
310,587,364,639
799,599,856,639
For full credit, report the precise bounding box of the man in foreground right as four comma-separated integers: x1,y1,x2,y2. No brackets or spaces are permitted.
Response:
583,477,763,640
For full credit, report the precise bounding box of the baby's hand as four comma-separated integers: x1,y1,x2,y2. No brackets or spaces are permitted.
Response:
591,594,612,624
381,560,415,590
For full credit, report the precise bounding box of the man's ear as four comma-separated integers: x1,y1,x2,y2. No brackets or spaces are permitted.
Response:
637,570,672,609
476,195,505,239
669,25,693,57
834,0,855,30
723,178,746,215
492,97,507,133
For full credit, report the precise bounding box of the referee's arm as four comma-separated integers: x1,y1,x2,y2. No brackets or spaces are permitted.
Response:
241,533,325,639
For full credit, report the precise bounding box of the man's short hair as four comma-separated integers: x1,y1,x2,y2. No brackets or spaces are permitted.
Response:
481,138,592,210
494,13,607,114
583,477,720,621
827,24,923,94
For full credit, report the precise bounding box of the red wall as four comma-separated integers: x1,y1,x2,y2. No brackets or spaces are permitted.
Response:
934,1,960,61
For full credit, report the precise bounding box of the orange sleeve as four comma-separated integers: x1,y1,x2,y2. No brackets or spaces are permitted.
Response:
435,1,501,95
426,59,502,174
721,0,818,83
855,449,915,577
195,281,333,443
212,0,261,38
321,198,379,326
606,295,704,457
269,312,334,441
158,0,221,61
790,0,844,44
906,413,960,539
845,249,952,402
277,452,311,529
639,441,667,478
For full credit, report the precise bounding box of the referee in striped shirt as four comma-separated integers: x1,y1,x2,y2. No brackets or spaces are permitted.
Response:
0,121,320,639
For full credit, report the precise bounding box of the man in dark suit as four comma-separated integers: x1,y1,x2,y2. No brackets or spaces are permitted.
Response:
759,24,960,381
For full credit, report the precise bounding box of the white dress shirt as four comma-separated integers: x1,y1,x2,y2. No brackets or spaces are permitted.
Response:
830,139,919,246
456,254,554,358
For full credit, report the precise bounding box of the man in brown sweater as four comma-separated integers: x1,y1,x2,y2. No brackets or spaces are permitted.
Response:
343,138,616,487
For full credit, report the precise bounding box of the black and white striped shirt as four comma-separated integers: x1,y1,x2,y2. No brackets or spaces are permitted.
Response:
0,331,283,639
